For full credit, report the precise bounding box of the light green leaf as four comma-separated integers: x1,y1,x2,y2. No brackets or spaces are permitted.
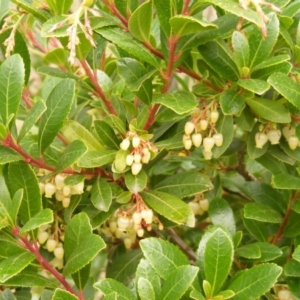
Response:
140,238,189,280
244,203,283,223
138,277,155,300
46,0,72,15
38,79,75,153
107,115,127,136
94,279,136,300
0,54,25,126
56,140,88,173
96,27,159,67
11,0,50,21
284,259,300,276
236,243,261,259
155,172,213,198
252,54,290,72
91,177,112,212
0,146,22,165
244,97,290,123
272,174,300,189
52,289,78,300
20,209,53,233
125,170,147,194
0,0,10,21
232,31,249,69
140,190,195,227
227,264,282,300
158,266,198,300
78,150,117,168
237,79,270,95
128,0,152,41
153,91,197,115
0,252,35,283
254,242,282,262
94,120,120,150
220,90,245,116
153,0,171,36
0,218,9,231
268,72,300,110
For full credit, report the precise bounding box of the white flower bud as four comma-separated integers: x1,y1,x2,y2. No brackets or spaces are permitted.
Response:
282,126,295,140
210,111,219,124
255,132,268,148
132,136,141,148
54,174,65,190
63,185,71,197
199,119,208,131
141,209,153,224
131,162,142,175
202,150,213,160
278,290,292,300
134,153,142,164
38,231,49,244
158,223,164,230
192,133,202,147
55,190,64,202
142,152,151,164
62,197,70,208
184,122,195,135
188,202,200,214
184,139,193,150
132,211,142,225
137,228,144,237
199,199,209,211
203,137,215,152
142,148,149,155
71,181,84,194
39,182,45,195
44,183,56,198
54,247,64,260
50,257,63,269
117,216,130,231
288,136,299,150
46,239,57,252
109,221,117,233
213,133,223,147
115,228,124,239
124,237,132,249
126,154,134,166
120,138,130,151
267,129,281,145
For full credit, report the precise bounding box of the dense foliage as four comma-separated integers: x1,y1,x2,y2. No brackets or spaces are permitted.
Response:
1,0,300,299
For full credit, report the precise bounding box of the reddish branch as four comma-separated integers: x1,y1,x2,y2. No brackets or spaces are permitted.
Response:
182,0,191,15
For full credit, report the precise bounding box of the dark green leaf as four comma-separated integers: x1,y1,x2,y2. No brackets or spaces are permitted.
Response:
153,0,171,36
78,150,117,168
0,146,22,165
244,203,283,223
94,120,120,150
243,218,268,242
285,259,300,276
272,174,300,190
220,90,245,116
232,31,249,69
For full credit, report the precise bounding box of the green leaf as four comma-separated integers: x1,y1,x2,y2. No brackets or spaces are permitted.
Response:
155,172,213,198
128,0,152,41
125,170,147,194
11,0,50,21
0,252,35,283
243,218,268,242
78,150,117,168
17,100,46,143
0,146,22,165
91,177,112,212
232,31,249,69
170,15,216,37
220,90,245,116
248,14,279,68
284,259,300,276
8,162,42,224
52,289,78,300
61,120,103,151
254,242,282,262
20,209,53,233
153,0,171,36
38,79,75,153
227,264,282,300
140,190,195,227
244,97,290,123
140,238,189,280
96,27,159,67
94,120,120,150
209,198,236,236
153,91,197,115
0,0,10,21
46,0,72,15
0,54,25,126
138,277,155,300
158,265,198,300
198,41,239,81
56,140,88,173
244,203,283,223
268,72,300,110
236,243,261,259
293,245,300,263
107,115,127,136
237,79,270,95
272,174,300,189
94,279,136,300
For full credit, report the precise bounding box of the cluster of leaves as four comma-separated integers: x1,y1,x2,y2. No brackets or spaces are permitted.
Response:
1,0,300,299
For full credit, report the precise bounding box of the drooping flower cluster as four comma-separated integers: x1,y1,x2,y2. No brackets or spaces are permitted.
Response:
188,194,209,216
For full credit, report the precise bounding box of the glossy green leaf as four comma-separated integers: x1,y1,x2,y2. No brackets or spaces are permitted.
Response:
227,264,282,300
254,242,282,262
232,31,249,69
128,0,152,41
138,277,155,300
243,218,268,242
20,209,53,233
91,177,112,212
52,289,78,300
125,170,147,194
94,279,136,300
268,72,300,110
56,140,88,173
94,120,120,150
78,150,117,168
0,54,25,126
220,90,245,116
153,91,197,114
140,238,189,280
237,79,270,95
236,243,261,259
46,0,72,15
244,203,283,223
0,146,22,165
158,265,198,300
272,174,300,189
0,252,35,283
153,0,171,36
140,190,194,227
38,79,75,153
284,259,300,277
245,97,290,123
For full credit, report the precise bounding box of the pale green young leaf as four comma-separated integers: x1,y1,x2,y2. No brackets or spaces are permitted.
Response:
237,79,270,95
232,31,249,69
158,266,198,300
0,54,25,127
153,0,171,36
56,140,88,173
94,279,136,300
38,79,75,153
91,177,112,212
140,190,195,227
0,0,10,21
138,277,155,300
125,170,147,194
0,146,22,165
20,209,53,233
46,0,72,15
128,1,152,42
44,48,67,66
11,0,50,21
0,289,16,300
94,120,120,150
244,203,283,223
113,149,130,173
153,91,197,115
17,100,46,143
0,252,35,283
227,264,282,300
220,90,245,116
52,289,78,300
77,150,117,168
272,174,300,189
0,218,9,231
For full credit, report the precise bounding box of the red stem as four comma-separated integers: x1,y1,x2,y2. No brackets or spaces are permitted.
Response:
22,87,33,108
27,30,47,53
80,59,117,116
182,0,191,15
